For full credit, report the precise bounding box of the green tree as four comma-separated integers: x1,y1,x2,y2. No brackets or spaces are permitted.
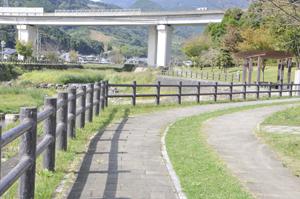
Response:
215,48,233,73
107,43,113,51
237,25,275,81
182,33,212,66
15,40,34,60
69,50,79,62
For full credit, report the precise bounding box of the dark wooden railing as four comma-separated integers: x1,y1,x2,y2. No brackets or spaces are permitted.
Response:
0,80,109,198
161,70,240,82
0,79,299,198
108,81,299,105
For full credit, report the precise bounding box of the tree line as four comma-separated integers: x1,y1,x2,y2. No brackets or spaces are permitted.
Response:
182,0,300,81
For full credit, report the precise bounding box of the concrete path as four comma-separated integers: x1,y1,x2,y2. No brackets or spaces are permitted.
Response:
61,98,300,199
206,105,300,199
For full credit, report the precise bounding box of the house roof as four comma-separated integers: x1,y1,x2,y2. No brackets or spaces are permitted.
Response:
234,50,294,59
0,49,17,55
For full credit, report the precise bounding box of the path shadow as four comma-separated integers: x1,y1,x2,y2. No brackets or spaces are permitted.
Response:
66,108,130,199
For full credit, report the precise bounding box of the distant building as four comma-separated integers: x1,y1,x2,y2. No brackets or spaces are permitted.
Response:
196,7,208,10
0,48,18,60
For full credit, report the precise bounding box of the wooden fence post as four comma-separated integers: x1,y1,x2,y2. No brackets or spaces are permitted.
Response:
77,85,86,129
243,82,247,100
132,81,136,106
86,83,94,123
94,82,101,116
256,82,260,99
290,82,293,97
178,82,182,104
100,81,104,111
18,107,37,199
196,82,200,103
67,88,76,138
268,82,272,98
43,98,57,171
105,80,109,107
57,92,68,151
214,82,218,102
229,82,233,101
155,81,160,105
280,82,283,97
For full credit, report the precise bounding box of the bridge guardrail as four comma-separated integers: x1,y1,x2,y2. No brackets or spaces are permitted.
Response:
55,9,141,15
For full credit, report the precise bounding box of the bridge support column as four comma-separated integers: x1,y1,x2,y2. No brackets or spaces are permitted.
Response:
147,26,158,68
156,25,173,67
16,25,37,60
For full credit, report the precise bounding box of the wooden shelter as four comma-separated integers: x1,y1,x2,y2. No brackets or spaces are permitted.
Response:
234,50,294,84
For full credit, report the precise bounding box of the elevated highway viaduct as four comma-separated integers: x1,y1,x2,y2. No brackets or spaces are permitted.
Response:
0,8,226,66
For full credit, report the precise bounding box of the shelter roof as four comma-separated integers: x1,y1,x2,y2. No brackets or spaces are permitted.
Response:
234,50,294,59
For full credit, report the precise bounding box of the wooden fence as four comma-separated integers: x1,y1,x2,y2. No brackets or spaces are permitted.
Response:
108,81,299,105
0,81,109,198
0,79,299,198
161,70,240,82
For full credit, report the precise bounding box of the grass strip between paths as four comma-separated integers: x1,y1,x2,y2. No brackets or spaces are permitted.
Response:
165,101,300,199
256,105,300,176
1,99,299,198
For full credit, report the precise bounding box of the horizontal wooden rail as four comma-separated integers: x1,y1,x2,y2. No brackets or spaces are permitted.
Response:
0,80,108,199
108,81,300,106
161,70,240,82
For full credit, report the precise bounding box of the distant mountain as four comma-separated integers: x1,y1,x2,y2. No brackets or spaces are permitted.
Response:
130,0,164,12
10,0,90,12
101,0,249,10
163,1,217,11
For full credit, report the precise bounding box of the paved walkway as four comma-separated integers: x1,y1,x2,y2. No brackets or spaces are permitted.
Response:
206,105,300,199
61,98,300,199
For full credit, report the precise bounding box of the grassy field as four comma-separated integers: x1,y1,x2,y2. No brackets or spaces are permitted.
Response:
175,64,296,83
82,63,123,71
0,85,55,114
257,105,300,175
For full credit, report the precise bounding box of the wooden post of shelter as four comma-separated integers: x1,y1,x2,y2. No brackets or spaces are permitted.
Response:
280,59,285,84
257,56,262,84
243,58,248,83
277,59,282,84
248,57,253,84
234,50,294,87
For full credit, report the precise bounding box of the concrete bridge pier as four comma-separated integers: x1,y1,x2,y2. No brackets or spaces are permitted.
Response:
16,25,37,60
148,25,173,67
147,26,158,68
